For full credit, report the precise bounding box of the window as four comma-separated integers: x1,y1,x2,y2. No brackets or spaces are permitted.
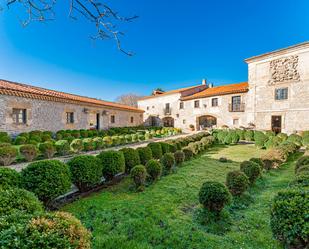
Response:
12,109,27,124
183,119,186,124
194,100,200,108
147,106,150,110
130,116,134,123
212,98,218,107
110,115,115,124
231,96,241,111
275,88,288,100
66,112,74,124
233,119,239,126
179,102,184,109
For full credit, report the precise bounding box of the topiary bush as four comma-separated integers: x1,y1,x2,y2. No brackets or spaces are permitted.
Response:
0,211,92,249
21,160,71,205
240,161,261,184
130,165,147,191
287,134,303,147
136,147,153,165
147,142,163,159
103,136,113,147
159,142,170,155
93,137,104,150
261,148,288,169
39,142,56,159
244,130,254,141
0,168,21,188
183,147,193,161
0,146,17,166
198,181,231,214
160,153,175,172
270,189,309,248
174,150,185,165
83,138,95,151
249,157,264,169
14,136,27,145
55,140,70,156
145,159,162,181
68,155,103,192
254,131,268,148
226,170,249,196
0,187,43,216
20,144,38,162
120,148,141,173
289,173,309,188
70,139,83,153
97,150,125,180
296,165,309,175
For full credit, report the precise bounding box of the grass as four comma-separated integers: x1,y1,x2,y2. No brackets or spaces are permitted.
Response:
63,144,300,249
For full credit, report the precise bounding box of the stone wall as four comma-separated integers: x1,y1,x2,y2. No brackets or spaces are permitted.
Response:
0,95,143,136
246,42,309,134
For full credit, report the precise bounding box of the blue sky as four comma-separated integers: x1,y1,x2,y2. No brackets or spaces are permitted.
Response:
0,0,309,101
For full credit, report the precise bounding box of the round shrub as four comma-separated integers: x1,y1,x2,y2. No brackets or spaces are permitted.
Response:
287,134,303,147
296,165,309,175
244,130,254,141
70,139,83,153
240,161,261,184
182,147,193,161
97,150,125,180
93,137,104,150
21,160,71,205
198,181,231,214
270,189,309,248
130,165,147,190
145,159,162,181
55,140,70,156
295,156,309,173
147,142,163,159
103,136,113,147
136,147,153,165
0,211,91,249
0,168,20,188
0,146,17,166
14,136,27,145
219,157,228,163
160,153,175,172
168,143,177,153
289,172,309,187
226,170,249,196
254,131,268,148
174,150,185,165
159,142,170,154
224,131,239,145
0,187,43,216
249,157,264,169
120,148,141,173
68,155,103,192
39,142,56,159
83,138,95,151
0,133,11,144
20,144,38,162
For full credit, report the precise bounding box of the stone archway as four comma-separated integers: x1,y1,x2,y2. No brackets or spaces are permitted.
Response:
162,117,174,127
196,115,217,130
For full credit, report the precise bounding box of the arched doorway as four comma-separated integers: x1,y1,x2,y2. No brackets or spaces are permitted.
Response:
162,117,174,127
197,115,217,130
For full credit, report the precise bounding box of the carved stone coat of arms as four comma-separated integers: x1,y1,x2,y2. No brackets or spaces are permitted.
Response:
269,55,300,85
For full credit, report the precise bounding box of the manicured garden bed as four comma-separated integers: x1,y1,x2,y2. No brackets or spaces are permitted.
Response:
63,144,300,249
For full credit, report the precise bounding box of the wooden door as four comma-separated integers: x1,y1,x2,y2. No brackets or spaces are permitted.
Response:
271,116,282,133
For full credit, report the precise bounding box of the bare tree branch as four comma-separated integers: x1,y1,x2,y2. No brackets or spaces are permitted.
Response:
115,93,143,108
4,0,138,55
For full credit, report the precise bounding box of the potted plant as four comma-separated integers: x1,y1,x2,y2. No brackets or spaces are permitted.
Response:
189,124,195,131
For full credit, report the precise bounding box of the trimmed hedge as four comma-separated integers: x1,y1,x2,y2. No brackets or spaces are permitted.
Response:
160,153,175,172
130,165,147,191
226,170,249,196
120,148,141,173
240,161,261,184
0,187,43,216
136,147,153,165
68,155,103,192
145,159,162,181
0,146,17,166
199,181,231,214
183,147,194,161
270,188,309,248
39,142,56,159
97,151,125,180
21,160,71,205
20,144,38,162
295,156,309,173
147,142,163,159
174,150,185,165
0,168,20,188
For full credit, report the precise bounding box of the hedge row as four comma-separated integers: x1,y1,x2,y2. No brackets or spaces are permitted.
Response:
270,155,309,248
0,127,182,166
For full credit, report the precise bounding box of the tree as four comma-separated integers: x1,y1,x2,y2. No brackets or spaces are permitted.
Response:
115,93,143,107
3,0,138,55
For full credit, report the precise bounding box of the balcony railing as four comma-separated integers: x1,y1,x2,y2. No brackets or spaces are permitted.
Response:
163,107,172,115
228,103,245,112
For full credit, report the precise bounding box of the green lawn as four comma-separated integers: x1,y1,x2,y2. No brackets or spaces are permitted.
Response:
63,144,300,249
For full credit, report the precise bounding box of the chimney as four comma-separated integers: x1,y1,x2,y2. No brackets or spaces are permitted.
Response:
202,79,207,85
208,83,213,88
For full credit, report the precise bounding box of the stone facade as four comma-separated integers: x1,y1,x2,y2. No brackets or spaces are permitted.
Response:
138,42,309,134
0,95,143,136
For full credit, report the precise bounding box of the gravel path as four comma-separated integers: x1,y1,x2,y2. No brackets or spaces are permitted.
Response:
7,133,193,172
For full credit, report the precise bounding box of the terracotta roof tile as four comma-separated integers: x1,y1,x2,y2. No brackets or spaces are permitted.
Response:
181,82,249,100
139,84,205,100
0,79,144,113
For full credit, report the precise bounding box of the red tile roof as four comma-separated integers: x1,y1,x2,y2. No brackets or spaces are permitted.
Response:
139,84,205,100
181,82,249,100
0,79,144,113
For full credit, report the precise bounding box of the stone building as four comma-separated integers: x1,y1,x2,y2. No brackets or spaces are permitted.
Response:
138,42,309,134
0,80,144,136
